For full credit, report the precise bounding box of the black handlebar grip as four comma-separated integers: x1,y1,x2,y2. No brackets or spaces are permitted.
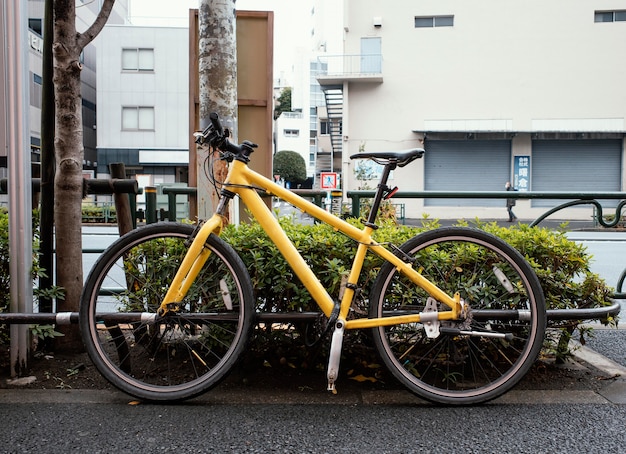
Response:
209,112,224,137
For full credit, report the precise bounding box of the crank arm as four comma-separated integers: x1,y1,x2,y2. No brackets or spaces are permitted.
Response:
439,327,514,341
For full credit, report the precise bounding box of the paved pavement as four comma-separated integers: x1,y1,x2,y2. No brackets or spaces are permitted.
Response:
2,332,626,406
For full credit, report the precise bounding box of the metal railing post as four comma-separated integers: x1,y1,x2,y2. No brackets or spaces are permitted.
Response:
145,186,157,224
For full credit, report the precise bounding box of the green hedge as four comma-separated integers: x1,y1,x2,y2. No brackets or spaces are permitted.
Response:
222,216,615,364
222,216,614,317
0,209,64,345
0,207,615,362
81,204,116,223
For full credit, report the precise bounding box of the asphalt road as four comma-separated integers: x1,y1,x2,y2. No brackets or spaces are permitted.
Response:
1,391,626,453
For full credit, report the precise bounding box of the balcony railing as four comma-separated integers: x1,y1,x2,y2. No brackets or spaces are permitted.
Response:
317,54,383,84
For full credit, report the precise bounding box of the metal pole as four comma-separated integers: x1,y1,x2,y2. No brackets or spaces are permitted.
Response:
145,186,157,224
4,0,33,376
39,0,55,314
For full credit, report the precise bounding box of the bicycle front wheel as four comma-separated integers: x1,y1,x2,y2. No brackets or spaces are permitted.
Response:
370,227,546,405
79,223,254,401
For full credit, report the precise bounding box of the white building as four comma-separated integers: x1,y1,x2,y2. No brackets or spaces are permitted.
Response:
0,0,129,196
316,1,626,220
274,111,312,182
95,24,190,192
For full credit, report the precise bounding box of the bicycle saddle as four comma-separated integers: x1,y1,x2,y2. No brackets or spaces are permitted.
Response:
349,148,424,167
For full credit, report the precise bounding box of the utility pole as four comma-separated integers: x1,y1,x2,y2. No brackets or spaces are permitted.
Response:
197,0,238,219
3,0,34,376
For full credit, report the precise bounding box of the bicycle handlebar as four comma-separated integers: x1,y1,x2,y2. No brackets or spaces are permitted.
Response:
195,112,258,162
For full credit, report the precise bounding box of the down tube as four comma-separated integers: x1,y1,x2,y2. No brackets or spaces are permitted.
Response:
236,187,337,317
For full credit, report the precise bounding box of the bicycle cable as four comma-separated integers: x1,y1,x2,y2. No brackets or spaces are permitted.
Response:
203,144,266,195
203,145,223,196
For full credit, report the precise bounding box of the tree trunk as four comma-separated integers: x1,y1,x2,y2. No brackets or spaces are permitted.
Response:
52,0,115,351
197,0,238,220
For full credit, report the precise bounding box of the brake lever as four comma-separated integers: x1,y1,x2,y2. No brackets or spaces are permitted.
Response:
193,132,205,145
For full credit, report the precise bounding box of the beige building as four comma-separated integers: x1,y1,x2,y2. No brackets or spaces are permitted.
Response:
317,1,626,220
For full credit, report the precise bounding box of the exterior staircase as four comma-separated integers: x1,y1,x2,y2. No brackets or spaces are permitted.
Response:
317,85,343,175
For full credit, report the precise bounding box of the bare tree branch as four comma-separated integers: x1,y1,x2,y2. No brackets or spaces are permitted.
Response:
77,0,116,50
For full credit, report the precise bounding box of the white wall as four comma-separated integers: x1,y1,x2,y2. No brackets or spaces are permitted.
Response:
95,25,189,151
339,0,626,219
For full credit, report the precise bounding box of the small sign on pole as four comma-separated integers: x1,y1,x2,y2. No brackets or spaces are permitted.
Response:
320,172,338,189
513,156,530,191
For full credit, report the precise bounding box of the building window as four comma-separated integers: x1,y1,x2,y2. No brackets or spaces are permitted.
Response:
30,73,42,109
29,19,42,35
320,120,329,135
122,106,154,130
594,10,626,22
122,48,154,71
284,129,299,138
414,15,454,28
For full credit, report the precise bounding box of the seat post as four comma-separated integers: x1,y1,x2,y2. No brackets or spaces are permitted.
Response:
365,162,396,227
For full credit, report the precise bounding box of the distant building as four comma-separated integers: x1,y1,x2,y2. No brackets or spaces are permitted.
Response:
316,1,626,220
94,24,190,196
274,111,310,179
0,0,129,199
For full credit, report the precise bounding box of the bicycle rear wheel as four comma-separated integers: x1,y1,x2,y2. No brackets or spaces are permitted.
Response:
79,223,254,402
370,227,546,405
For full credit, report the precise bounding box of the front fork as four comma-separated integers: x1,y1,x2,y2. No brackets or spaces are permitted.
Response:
157,192,233,316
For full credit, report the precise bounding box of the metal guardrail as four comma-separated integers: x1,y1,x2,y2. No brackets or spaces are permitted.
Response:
0,177,139,197
156,187,328,222
1,300,620,326
347,190,626,227
347,189,626,300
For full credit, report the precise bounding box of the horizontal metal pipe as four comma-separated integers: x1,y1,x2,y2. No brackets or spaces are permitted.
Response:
1,301,619,325
346,190,626,200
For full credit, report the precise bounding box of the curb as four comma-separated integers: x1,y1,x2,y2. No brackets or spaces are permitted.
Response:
2,341,625,406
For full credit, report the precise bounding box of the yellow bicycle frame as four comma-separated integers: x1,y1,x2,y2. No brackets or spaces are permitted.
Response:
160,159,462,328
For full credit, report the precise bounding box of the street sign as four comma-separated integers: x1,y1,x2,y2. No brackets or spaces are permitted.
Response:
320,172,338,189
513,156,530,191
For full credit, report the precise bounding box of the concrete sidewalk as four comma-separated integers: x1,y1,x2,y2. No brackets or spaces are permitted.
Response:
2,343,625,406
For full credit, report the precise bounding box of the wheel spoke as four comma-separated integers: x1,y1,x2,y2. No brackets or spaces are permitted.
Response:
371,227,546,404
80,223,254,401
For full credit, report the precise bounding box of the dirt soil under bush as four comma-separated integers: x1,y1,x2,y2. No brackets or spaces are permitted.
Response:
0,341,616,396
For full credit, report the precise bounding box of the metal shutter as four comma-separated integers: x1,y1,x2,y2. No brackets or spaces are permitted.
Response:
532,140,622,207
425,140,511,206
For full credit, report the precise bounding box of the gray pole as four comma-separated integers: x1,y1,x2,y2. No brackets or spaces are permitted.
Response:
4,0,33,376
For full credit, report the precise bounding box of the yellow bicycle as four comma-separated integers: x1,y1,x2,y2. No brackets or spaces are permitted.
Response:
80,113,546,404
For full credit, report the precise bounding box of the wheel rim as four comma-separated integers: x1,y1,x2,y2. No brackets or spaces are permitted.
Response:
374,232,544,401
83,227,249,397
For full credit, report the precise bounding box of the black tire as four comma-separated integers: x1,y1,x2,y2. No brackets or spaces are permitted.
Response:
369,227,546,405
79,223,254,401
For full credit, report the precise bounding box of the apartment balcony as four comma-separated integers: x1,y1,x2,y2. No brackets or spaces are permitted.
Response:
316,54,383,86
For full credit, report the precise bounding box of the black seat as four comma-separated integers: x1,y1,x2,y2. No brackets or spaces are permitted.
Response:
349,148,424,167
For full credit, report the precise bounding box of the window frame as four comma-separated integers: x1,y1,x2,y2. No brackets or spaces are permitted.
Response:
414,15,454,28
594,10,626,23
283,129,300,138
121,48,155,72
121,106,155,131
